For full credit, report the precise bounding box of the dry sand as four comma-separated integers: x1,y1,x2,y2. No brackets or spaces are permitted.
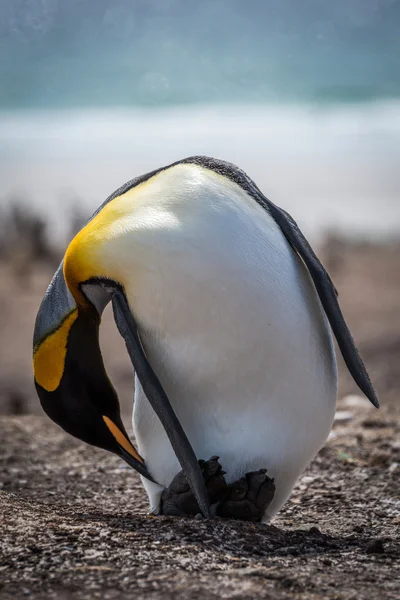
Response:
0,239,399,599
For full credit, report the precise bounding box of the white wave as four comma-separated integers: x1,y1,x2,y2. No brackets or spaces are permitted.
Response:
1,102,399,242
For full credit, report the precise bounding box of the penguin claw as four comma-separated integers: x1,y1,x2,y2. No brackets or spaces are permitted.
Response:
217,468,275,522
160,461,275,521
160,456,228,517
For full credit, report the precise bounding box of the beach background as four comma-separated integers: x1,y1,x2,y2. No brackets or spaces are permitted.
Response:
1,0,400,415
1,2,400,599
1,0,400,243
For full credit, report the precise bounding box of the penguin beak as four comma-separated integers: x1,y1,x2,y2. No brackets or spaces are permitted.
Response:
33,266,153,481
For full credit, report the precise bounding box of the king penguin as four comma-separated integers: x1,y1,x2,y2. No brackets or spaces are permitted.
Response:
33,156,378,522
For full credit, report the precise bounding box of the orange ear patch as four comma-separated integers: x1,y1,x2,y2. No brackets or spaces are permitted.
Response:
33,309,79,392
102,415,144,463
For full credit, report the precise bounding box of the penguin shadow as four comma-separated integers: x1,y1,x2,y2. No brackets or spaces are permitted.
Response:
70,508,368,559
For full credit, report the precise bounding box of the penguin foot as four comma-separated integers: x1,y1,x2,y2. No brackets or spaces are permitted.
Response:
216,469,275,522
160,455,228,516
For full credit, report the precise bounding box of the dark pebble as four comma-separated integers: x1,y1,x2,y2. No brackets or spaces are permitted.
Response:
366,539,385,554
362,419,387,429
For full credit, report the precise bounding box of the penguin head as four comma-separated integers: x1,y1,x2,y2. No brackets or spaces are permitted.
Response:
32,260,148,477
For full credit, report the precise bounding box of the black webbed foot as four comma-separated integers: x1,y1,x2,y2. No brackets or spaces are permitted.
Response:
160,456,228,516
216,469,275,522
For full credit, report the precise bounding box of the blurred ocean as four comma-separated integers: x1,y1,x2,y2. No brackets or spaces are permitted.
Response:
1,103,399,242
1,0,399,240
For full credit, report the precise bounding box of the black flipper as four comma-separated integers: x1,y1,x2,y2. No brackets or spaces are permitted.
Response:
112,291,211,518
261,201,378,408
229,174,379,408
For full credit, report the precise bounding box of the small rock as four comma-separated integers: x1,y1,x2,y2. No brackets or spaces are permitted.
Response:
369,452,391,467
366,539,385,554
334,411,354,423
301,476,316,484
309,526,323,536
195,513,203,521
341,395,371,409
392,516,400,525
362,419,388,429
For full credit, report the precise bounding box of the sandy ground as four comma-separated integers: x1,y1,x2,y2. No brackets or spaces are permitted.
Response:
0,239,399,599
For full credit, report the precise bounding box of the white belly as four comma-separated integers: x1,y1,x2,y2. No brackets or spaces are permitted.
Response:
109,165,338,519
